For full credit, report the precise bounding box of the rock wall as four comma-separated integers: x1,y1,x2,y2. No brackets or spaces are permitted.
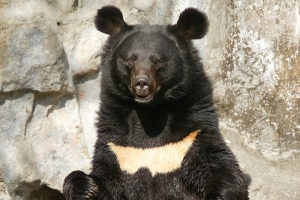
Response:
0,0,299,199
204,0,300,163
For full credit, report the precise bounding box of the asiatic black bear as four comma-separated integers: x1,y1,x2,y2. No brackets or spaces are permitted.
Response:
63,5,250,200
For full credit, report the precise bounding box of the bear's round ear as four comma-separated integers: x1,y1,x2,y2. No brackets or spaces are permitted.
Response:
172,8,209,40
95,6,131,36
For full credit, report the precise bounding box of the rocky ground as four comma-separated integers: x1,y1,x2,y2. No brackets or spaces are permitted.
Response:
222,128,300,200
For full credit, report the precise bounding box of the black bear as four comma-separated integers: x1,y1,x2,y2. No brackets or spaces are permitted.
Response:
63,5,250,200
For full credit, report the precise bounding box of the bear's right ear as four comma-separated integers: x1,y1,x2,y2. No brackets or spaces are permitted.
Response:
95,6,130,36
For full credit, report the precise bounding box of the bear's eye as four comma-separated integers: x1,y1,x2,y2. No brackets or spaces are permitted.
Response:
153,59,162,68
124,58,133,69
150,56,162,69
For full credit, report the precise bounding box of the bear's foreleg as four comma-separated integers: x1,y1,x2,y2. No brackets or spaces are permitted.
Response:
63,170,98,200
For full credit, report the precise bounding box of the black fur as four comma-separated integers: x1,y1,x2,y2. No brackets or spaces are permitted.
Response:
63,171,98,199
63,5,250,200
172,7,209,39
94,6,132,36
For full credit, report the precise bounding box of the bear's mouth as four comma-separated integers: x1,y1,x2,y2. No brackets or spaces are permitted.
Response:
135,94,153,103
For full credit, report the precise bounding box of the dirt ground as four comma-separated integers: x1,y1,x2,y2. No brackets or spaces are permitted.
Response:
221,129,300,200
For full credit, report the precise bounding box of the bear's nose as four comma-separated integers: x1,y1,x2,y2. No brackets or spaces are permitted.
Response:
134,75,150,91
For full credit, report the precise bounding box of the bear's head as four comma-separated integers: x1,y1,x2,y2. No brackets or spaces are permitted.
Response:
95,6,209,104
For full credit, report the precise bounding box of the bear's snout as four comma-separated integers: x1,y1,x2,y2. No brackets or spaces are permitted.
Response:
129,61,159,103
132,74,154,103
134,75,150,91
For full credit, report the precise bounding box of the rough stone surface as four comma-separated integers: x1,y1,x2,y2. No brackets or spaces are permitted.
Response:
75,74,101,157
0,0,299,199
25,93,91,191
0,2,70,93
222,126,300,200
204,0,300,163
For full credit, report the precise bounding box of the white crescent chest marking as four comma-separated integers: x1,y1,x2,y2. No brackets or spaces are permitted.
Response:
108,130,199,176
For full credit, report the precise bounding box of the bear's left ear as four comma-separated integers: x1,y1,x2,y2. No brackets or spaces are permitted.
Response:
95,5,131,36
171,8,209,40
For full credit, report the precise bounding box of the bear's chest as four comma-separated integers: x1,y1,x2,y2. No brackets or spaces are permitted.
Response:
108,130,199,176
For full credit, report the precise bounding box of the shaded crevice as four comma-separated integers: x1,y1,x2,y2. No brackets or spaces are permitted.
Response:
34,91,75,117
62,49,75,92
24,93,36,139
73,69,100,85
72,0,79,10
0,91,31,102
0,83,75,98
15,181,65,200
72,67,101,84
